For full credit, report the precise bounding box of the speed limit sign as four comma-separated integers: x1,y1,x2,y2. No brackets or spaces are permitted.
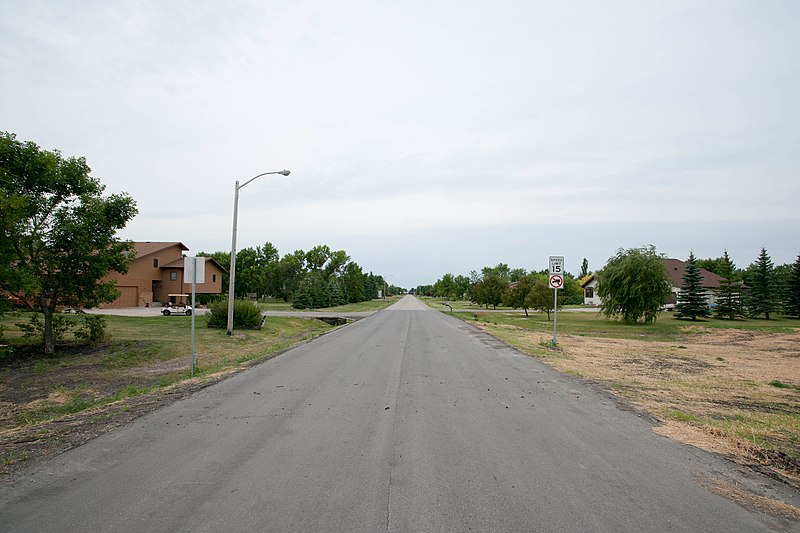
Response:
549,256,564,276
549,274,564,289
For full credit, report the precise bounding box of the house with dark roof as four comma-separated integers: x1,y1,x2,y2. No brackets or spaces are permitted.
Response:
100,242,225,308
579,258,723,308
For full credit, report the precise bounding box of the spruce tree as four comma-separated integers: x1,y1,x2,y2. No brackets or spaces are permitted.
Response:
675,251,710,320
747,246,776,319
786,254,800,319
715,250,742,319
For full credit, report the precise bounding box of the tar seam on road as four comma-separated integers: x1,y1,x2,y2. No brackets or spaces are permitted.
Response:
385,311,412,532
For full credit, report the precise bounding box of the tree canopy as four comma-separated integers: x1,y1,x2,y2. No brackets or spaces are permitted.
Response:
0,132,137,353
597,246,671,324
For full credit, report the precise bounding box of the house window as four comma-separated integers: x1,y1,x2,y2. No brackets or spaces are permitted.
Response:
153,258,158,268
213,274,217,282
170,271,177,281
585,287,594,298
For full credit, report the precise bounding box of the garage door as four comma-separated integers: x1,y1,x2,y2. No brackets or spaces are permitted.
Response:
108,286,138,308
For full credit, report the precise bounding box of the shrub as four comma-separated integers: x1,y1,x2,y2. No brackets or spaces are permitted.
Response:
207,299,263,329
16,313,71,343
74,315,107,344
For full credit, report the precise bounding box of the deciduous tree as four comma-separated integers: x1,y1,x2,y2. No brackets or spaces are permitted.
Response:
597,245,671,324
0,132,137,354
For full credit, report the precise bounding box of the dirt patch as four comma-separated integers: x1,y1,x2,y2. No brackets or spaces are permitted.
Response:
697,473,800,521
0,365,245,477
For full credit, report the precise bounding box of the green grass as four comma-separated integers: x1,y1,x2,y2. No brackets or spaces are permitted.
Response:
324,298,399,312
770,380,800,392
449,308,799,342
660,408,704,424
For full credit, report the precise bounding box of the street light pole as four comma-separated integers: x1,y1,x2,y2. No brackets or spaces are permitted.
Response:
227,169,290,335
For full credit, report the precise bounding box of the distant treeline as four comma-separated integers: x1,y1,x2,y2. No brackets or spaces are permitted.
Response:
199,244,403,309
416,263,584,313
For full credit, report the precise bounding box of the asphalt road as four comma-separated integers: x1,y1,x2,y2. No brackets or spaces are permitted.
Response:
0,296,788,531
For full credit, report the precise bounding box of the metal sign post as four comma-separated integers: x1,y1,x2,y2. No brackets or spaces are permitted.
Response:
553,284,558,344
549,256,565,345
191,257,196,378
186,257,205,378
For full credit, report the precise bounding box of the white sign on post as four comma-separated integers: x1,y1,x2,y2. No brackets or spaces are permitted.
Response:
549,255,564,345
185,256,205,378
184,256,206,283
549,256,564,276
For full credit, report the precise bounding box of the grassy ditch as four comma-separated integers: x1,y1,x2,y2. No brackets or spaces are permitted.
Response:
456,309,800,484
0,312,335,472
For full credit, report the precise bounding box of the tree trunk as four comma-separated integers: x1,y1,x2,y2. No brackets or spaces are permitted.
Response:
524,308,528,317
42,306,55,355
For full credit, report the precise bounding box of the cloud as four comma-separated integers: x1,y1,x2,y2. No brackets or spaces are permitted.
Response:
2,1,799,288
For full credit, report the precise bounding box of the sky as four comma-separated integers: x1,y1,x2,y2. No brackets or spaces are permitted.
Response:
2,0,798,289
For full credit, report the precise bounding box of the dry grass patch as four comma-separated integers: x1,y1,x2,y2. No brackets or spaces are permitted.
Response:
475,321,800,484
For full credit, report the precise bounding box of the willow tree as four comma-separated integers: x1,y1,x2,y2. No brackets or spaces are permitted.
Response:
0,132,137,354
597,246,671,324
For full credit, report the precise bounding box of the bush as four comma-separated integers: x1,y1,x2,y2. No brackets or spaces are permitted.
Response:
16,313,71,343
73,315,107,344
206,299,263,329
196,294,221,306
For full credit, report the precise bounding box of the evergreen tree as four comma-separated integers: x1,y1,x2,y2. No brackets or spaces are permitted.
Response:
675,251,710,320
328,279,346,307
786,254,800,319
715,250,742,319
580,258,589,278
747,246,776,319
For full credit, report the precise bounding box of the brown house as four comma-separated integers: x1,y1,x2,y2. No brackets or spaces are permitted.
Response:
101,242,226,308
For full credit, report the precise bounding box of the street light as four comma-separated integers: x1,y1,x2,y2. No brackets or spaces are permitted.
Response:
227,169,291,335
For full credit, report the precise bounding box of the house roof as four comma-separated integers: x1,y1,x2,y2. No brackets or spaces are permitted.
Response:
160,256,227,273
581,259,723,289
133,241,189,258
662,258,723,289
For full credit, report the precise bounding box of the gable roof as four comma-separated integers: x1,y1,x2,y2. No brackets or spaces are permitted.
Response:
133,241,189,258
581,259,723,289
662,258,723,289
160,256,227,273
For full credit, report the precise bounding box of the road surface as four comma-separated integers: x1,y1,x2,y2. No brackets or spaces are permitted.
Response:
0,296,788,531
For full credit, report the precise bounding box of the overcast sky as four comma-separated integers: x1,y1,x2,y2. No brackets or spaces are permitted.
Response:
2,1,798,289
